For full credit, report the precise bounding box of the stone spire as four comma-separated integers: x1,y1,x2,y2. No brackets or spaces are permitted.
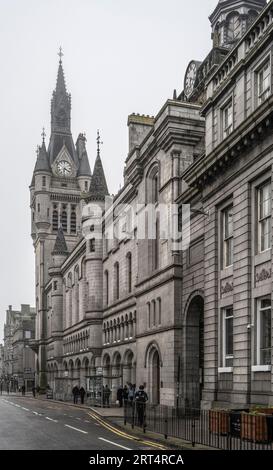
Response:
34,129,50,173
50,48,71,135
52,225,68,255
89,131,109,201
48,49,78,166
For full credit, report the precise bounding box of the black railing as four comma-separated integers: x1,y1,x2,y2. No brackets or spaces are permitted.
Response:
124,403,273,450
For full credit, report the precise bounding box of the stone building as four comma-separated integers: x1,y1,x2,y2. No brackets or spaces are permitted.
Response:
30,0,273,408
3,305,36,391
0,344,4,382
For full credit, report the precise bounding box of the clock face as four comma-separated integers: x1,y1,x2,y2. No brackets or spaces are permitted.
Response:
57,160,72,177
184,61,198,98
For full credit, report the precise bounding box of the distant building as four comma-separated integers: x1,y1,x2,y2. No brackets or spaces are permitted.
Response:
3,305,36,391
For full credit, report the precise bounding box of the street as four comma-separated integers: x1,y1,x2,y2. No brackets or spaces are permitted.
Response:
0,396,165,450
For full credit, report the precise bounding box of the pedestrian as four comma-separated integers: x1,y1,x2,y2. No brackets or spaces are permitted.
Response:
21,385,26,396
123,385,129,405
72,385,80,404
117,386,123,408
135,385,148,427
32,386,36,398
79,386,86,405
103,385,111,408
36,385,40,395
128,383,135,405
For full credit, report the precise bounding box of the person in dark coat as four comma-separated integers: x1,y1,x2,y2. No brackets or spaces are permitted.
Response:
79,386,86,405
117,386,123,407
135,385,148,427
72,385,80,404
21,385,26,396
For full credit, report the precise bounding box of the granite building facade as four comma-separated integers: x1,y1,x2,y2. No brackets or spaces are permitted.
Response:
31,0,273,408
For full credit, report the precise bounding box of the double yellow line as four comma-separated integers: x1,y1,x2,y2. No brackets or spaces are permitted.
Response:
88,411,168,450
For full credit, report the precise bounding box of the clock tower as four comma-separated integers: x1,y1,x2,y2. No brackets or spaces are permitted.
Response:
30,51,92,389
210,0,266,48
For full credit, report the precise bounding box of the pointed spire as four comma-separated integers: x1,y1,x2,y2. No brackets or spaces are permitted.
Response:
34,129,50,173
89,131,109,201
56,47,67,95
51,47,71,135
52,225,68,255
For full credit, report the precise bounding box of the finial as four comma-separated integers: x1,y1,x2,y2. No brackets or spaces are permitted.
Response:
58,46,64,63
36,145,40,156
41,127,46,144
97,129,103,157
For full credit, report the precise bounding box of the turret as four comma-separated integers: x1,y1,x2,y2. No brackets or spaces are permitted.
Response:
82,131,109,348
210,0,266,48
32,130,51,236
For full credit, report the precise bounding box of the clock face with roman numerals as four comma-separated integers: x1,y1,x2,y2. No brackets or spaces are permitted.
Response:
184,61,199,99
57,160,72,177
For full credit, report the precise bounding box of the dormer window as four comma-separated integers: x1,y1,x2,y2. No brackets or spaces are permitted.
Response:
227,13,241,43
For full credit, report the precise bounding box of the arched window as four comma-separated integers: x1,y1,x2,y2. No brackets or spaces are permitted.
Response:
105,270,109,306
127,252,132,293
52,210,58,231
114,262,119,301
61,209,67,232
146,163,160,204
71,211,77,234
147,302,151,329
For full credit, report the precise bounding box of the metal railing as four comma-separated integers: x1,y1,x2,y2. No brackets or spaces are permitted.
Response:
124,403,273,450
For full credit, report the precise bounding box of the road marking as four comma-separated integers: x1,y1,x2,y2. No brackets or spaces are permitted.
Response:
22,407,29,411
46,417,58,423
76,417,82,420
84,420,90,423
33,411,39,415
98,437,131,450
88,412,167,450
65,424,88,434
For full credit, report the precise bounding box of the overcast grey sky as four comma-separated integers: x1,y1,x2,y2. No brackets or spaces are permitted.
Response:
0,0,217,339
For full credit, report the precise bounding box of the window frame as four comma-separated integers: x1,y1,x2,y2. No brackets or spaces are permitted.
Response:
222,307,234,368
257,181,271,254
256,57,271,106
256,297,272,367
222,205,234,269
221,99,233,139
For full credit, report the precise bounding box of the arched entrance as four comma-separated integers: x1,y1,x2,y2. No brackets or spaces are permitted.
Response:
184,295,204,409
123,350,136,385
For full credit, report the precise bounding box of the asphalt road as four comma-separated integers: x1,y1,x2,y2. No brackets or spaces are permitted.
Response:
0,395,165,450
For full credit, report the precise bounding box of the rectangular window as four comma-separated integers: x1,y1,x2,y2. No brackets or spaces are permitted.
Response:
25,331,31,339
222,100,233,139
256,298,271,366
258,182,271,253
42,176,46,187
222,206,233,268
257,59,271,105
89,239,95,252
222,307,234,367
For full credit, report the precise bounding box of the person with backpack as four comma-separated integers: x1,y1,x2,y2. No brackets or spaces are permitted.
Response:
134,385,148,427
